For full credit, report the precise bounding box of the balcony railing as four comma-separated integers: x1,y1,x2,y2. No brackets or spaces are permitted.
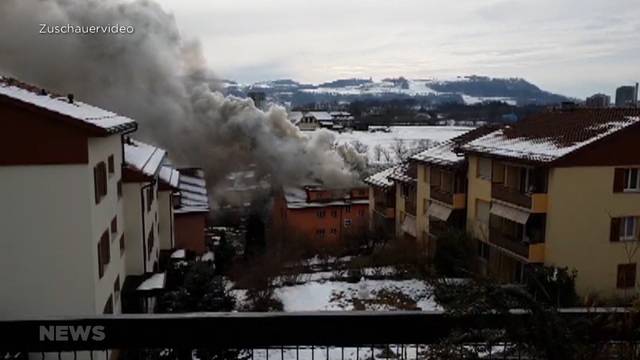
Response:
489,229,530,259
1,311,637,358
491,183,532,209
430,187,453,205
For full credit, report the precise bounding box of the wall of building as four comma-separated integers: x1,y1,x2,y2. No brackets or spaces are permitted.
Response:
466,155,492,241
174,213,206,254
545,166,640,297
87,135,126,315
395,185,406,239
416,163,430,245
123,181,160,275
158,190,174,250
0,164,94,318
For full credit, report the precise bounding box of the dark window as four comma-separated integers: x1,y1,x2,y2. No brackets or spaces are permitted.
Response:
477,241,490,261
345,206,351,213
331,210,337,217
316,229,326,239
110,216,117,237
117,180,122,199
146,186,153,212
98,230,110,279
344,219,352,227
330,228,337,235
94,162,108,204
108,155,115,175
148,227,155,258
624,169,640,191
103,295,113,314
119,234,125,255
617,263,637,289
316,210,326,218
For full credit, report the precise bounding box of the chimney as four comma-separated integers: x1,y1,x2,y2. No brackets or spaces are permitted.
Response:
67,93,74,104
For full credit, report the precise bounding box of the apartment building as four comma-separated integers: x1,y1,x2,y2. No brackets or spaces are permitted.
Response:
174,168,210,254
460,109,640,297
365,166,399,242
271,186,369,247
0,77,136,317
158,165,180,251
409,126,498,255
389,163,418,242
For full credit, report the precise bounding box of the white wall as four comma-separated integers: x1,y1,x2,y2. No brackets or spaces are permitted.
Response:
0,135,124,319
158,190,174,250
123,180,161,276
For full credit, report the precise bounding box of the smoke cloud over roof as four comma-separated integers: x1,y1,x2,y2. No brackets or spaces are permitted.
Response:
0,0,363,207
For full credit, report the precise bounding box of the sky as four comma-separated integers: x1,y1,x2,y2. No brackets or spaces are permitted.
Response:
153,0,639,98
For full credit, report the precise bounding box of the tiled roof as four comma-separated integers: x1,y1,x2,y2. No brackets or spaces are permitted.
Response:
364,166,398,189
461,109,640,163
388,163,415,184
124,139,167,177
411,125,502,167
0,77,136,134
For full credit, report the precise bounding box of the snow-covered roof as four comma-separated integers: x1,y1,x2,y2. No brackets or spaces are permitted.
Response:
124,138,167,177
170,249,186,259
462,110,640,163
411,125,501,167
175,168,210,214
288,111,304,124
0,77,136,134
364,166,400,189
159,165,180,189
388,163,415,184
136,272,165,291
307,111,334,121
283,186,368,209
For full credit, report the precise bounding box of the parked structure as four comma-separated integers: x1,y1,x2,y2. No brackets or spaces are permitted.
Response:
460,109,640,297
293,111,353,131
0,77,136,317
585,93,610,108
271,186,369,248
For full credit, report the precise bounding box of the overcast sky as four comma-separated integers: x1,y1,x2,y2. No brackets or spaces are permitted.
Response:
154,0,639,98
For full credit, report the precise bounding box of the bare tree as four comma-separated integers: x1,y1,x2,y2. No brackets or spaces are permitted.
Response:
391,138,409,162
350,140,369,154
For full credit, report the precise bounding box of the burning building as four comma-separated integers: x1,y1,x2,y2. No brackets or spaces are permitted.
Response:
270,185,369,250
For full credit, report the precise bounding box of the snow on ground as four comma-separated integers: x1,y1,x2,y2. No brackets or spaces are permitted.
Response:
274,278,438,312
332,126,471,163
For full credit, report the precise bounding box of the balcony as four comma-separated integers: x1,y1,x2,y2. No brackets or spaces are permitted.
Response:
430,188,466,209
489,230,545,263
491,183,547,213
1,311,634,357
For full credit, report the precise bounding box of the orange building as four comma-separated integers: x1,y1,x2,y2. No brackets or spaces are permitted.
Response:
271,186,369,248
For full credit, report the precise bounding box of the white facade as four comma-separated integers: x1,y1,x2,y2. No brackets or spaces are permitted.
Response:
0,135,125,318
122,180,161,275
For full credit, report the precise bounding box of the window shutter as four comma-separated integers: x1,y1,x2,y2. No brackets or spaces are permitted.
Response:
613,168,625,193
610,217,621,242
94,166,100,204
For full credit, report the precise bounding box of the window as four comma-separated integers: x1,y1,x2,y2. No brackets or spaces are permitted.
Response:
107,155,115,176
612,217,639,242
476,200,490,225
93,162,108,204
97,230,110,279
103,295,113,314
345,206,351,213
316,210,326,218
316,229,326,239
344,219,352,227
617,263,636,289
114,276,121,303
624,169,640,191
477,241,490,261
331,210,337,218
477,157,492,180
110,216,117,238
146,186,153,212
330,228,337,235
117,180,122,199
620,217,638,241
148,227,155,258
119,234,125,255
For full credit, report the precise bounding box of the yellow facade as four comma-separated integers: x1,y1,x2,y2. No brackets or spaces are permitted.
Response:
545,166,640,297
416,163,430,244
394,184,406,239
466,155,493,241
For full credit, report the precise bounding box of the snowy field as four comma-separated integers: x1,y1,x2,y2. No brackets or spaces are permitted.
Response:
332,126,471,163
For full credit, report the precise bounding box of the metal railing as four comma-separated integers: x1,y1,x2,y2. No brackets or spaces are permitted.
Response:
491,183,532,209
0,310,638,359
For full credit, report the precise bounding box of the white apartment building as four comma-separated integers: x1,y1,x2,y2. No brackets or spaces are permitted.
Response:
0,77,136,318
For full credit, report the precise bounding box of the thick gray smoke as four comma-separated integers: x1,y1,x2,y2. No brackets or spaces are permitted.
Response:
0,0,364,207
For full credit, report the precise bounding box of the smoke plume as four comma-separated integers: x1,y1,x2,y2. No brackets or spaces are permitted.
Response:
0,0,363,208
